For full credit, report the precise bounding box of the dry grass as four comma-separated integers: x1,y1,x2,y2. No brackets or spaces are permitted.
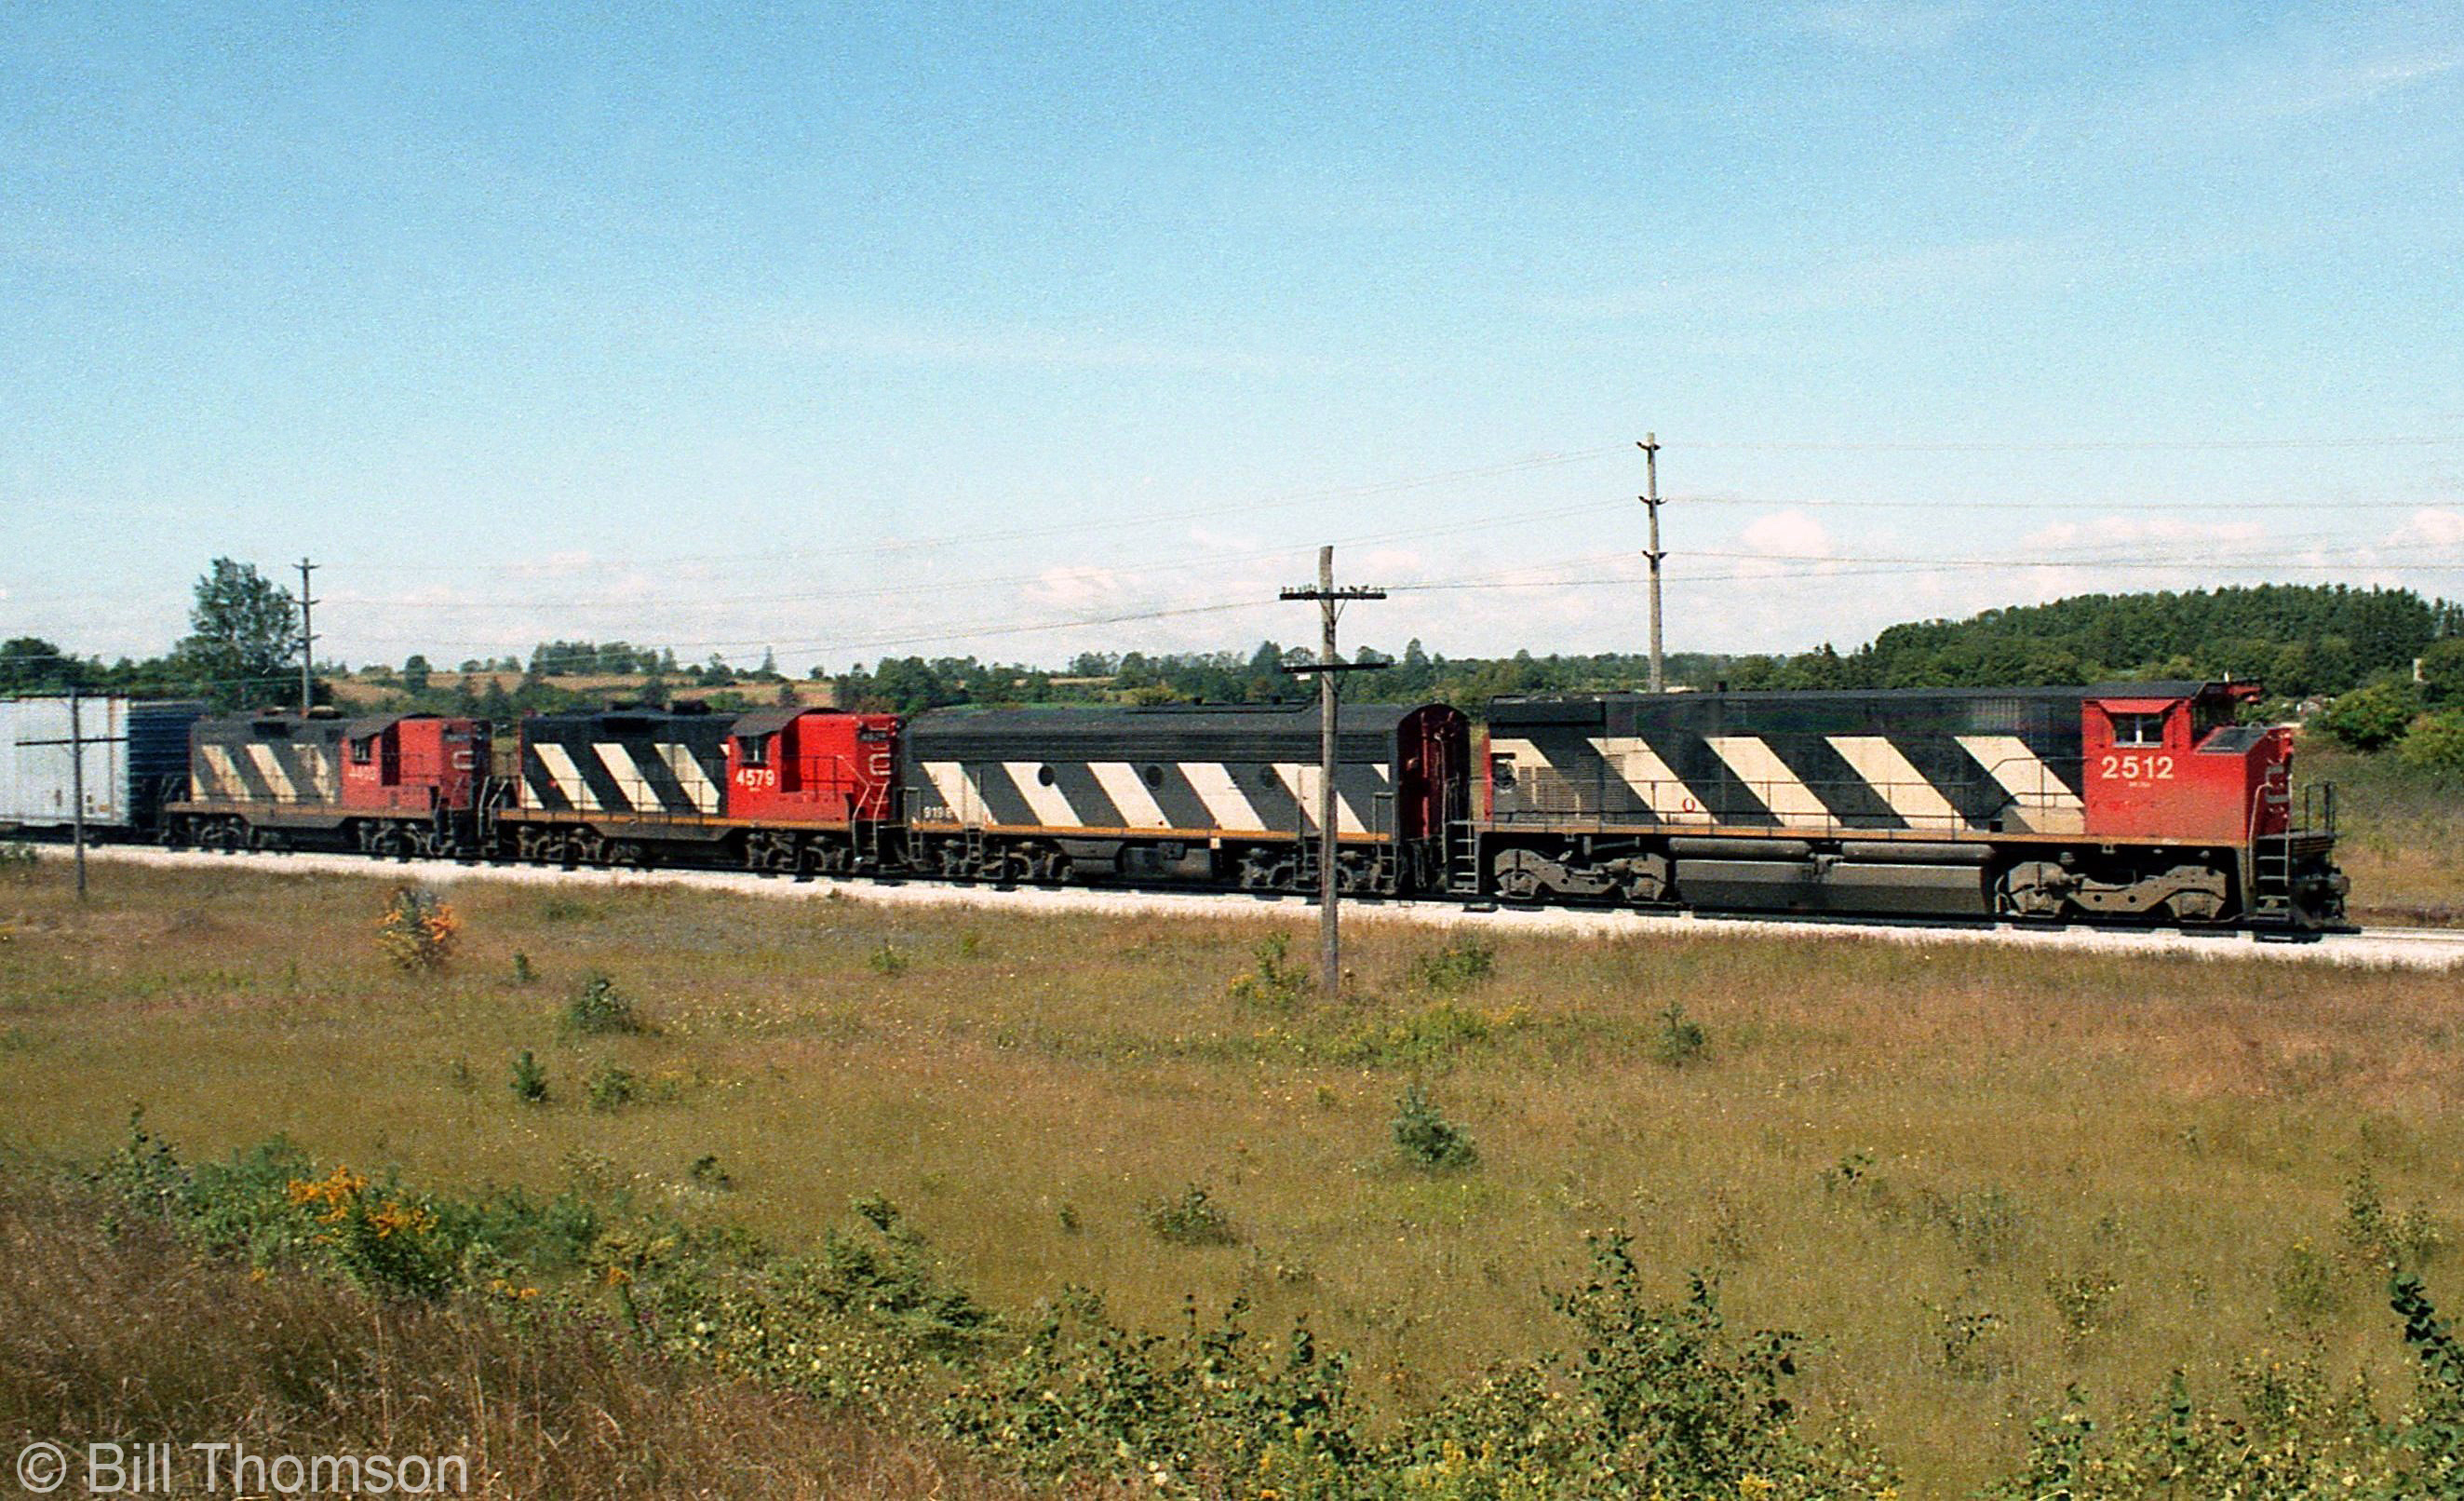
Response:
0,1179,1039,1499
3,859,2462,1495
2302,740,2464,925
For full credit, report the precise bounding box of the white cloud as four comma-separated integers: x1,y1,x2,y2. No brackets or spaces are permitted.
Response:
2388,507,2464,548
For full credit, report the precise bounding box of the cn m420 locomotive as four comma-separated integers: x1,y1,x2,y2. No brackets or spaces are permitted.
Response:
129,678,2346,931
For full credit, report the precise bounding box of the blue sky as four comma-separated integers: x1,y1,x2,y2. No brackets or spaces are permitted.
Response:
4,1,2459,670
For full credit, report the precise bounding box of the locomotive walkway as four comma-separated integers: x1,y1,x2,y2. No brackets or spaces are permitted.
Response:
61,845,2464,971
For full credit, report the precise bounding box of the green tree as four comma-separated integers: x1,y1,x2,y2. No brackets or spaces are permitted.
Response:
2319,680,2424,752
175,559,298,710
0,636,87,695
2398,710,2464,778
401,654,432,694
2417,639,2464,709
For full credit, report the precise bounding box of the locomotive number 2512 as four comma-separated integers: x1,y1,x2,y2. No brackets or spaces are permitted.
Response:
2097,753,2175,781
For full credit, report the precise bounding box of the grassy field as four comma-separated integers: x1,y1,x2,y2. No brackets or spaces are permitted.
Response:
2302,739,2464,925
3,859,2461,1494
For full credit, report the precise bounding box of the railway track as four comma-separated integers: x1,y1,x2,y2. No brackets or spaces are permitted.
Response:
45,845,2464,971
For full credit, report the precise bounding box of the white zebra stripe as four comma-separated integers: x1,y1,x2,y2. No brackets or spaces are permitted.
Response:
244,743,300,802
1178,762,1267,832
919,761,983,825
1487,737,1552,770
1587,737,1715,824
298,746,336,801
534,743,602,812
1956,735,2085,834
657,743,720,815
595,742,658,812
1003,762,1084,827
198,745,243,799
1705,736,1834,830
1826,736,1966,832
1088,762,1172,829
1272,763,1367,834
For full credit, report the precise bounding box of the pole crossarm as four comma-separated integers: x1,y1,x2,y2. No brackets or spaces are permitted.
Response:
1277,661,1390,675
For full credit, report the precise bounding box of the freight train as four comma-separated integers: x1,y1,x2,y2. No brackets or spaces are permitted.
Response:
1,680,2348,931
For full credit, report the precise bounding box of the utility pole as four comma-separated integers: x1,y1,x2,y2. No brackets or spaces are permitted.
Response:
21,689,114,900
295,557,318,713
67,687,87,900
1279,546,1387,997
1640,434,1665,693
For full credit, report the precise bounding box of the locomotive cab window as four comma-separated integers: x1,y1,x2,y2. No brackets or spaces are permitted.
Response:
350,738,374,764
1489,753,1516,789
2108,711,2167,747
740,737,770,768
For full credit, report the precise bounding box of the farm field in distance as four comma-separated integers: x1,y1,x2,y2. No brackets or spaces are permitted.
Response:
4,859,2463,1495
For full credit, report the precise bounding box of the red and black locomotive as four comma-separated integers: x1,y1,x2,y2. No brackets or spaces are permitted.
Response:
155,679,2346,930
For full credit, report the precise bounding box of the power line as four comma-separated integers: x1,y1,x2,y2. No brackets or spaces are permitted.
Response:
1677,434,2464,453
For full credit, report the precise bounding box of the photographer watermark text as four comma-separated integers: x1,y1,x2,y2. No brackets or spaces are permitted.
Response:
17,1440,467,1494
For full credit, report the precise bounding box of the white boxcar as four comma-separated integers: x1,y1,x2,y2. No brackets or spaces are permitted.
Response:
0,696,203,832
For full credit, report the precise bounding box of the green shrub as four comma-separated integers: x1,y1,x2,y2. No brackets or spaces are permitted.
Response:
1653,1001,1708,1066
2320,679,2423,751
1391,1082,1479,1170
510,1049,547,1103
0,842,35,881
562,972,644,1035
867,940,908,976
511,950,537,985
1226,931,1310,1008
1139,1184,1237,1246
1407,933,1496,994
689,1154,732,1189
586,1064,639,1113
2397,710,2464,779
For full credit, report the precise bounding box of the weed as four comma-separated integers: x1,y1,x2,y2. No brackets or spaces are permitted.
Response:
689,1154,732,1189
2344,1169,2444,1272
586,1064,639,1113
1226,931,1310,1009
0,841,35,881
1653,1001,1708,1066
444,1057,474,1091
1139,1184,1237,1246
2046,1264,2124,1350
1407,933,1496,994
1056,1202,1080,1234
561,972,645,1036
868,940,909,977
1391,1082,1479,1170
510,1049,547,1104
373,886,457,971
1919,1183,2024,1264
1923,1293,2009,1381
511,951,536,986
2275,1237,2342,1322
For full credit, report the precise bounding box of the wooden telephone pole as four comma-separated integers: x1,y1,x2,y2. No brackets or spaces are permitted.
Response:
1279,546,1386,996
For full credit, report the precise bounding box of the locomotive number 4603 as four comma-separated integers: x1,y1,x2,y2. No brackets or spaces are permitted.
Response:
2097,753,2175,781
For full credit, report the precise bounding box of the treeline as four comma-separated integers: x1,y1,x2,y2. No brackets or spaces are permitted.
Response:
1720,584,2460,695
828,643,1740,713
